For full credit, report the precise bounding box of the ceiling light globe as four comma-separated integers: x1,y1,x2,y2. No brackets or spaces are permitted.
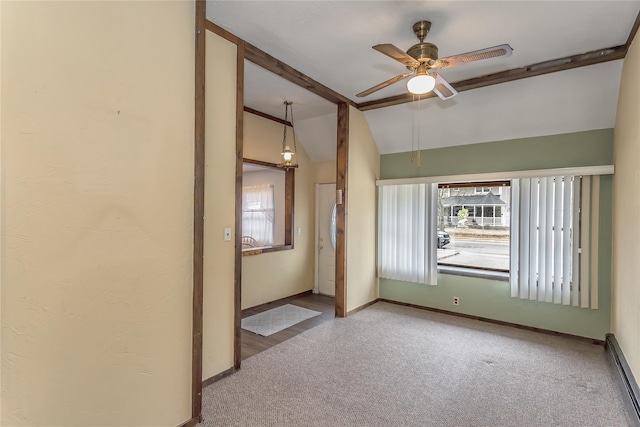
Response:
407,74,436,95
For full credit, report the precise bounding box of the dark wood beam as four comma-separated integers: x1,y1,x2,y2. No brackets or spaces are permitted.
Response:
335,103,349,318
626,10,640,50
243,106,292,127
244,42,356,107
357,45,627,111
205,19,239,45
234,40,245,370
192,0,206,421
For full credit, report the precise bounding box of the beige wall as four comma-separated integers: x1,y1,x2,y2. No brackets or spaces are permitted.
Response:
314,160,336,184
612,36,640,378
242,113,315,309
1,2,194,426
202,32,236,381
346,107,380,312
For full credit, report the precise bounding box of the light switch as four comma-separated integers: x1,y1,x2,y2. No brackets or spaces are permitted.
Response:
223,227,232,242
297,227,302,235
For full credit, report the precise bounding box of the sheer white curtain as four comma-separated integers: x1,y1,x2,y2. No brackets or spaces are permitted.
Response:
510,176,597,308
378,183,438,285
242,184,275,246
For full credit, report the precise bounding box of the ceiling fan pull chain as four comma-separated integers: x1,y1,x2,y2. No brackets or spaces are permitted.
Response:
416,96,421,168
410,94,416,163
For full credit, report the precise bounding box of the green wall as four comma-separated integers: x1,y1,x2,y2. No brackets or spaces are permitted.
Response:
381,128,613,179
379,129,614,339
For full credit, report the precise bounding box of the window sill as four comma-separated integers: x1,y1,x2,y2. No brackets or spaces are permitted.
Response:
242,244,293,256
437,265,509,282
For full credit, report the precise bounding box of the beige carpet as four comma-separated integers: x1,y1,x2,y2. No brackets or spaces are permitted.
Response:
203,302,629,426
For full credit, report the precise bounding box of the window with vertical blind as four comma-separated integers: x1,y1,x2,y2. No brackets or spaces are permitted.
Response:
377,183,438,285
376,171,602,309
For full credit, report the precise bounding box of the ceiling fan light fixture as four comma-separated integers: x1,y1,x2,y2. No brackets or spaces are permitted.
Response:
407,73,436,95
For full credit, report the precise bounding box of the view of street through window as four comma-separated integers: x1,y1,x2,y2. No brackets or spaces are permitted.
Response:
437,184,511,272
437,227,510,271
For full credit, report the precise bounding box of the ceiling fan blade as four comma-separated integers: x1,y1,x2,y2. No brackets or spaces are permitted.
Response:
373,44,420,67
356,72,412,98
433,44,513,69
433,73,457,100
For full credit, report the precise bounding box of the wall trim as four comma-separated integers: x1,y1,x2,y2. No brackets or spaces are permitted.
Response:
379,299,605,345
605,334,640,426
347,298,380,316
177,416,200,427
376,165,615,186
191,0,206,420
241,289,313,315
335,103,349,318
202,367,238,389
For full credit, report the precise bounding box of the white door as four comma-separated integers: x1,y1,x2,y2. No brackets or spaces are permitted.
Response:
316,183,336,296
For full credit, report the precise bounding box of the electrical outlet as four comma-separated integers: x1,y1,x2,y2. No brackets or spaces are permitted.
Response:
453,296,460,306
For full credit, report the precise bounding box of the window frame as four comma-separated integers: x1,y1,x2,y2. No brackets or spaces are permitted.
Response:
242,158,295,255
437,181,511,280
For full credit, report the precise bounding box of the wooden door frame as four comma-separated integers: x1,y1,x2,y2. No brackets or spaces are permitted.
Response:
192,12,353,424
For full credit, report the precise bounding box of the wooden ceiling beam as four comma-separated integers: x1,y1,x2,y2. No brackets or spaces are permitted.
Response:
357,45,627,111
243,106,292,127
244,42,356,107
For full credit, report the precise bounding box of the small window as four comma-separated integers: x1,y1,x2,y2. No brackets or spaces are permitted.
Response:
437,183,511,272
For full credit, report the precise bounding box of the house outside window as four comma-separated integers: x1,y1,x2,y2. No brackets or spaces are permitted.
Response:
437,183,511,272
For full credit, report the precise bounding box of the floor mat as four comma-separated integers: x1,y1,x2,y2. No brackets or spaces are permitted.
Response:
241,304,322,336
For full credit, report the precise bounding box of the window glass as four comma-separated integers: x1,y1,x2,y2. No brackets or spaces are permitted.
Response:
330,203,337,250
437,184,511,272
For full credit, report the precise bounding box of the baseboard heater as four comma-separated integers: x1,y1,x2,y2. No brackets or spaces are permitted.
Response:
605,333,640,426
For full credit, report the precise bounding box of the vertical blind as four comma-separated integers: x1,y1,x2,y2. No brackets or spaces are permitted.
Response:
510,176,598,308
378,183,438,285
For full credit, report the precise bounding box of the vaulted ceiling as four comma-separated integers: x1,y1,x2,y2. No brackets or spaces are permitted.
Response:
207,1,640,161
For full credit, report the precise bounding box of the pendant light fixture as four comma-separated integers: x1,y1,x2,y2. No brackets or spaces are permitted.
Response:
278,101,299,170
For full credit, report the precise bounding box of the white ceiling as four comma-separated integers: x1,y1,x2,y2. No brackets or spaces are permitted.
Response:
207,1,640,161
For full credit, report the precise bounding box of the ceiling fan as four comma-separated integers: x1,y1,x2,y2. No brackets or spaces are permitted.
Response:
356,20,513,100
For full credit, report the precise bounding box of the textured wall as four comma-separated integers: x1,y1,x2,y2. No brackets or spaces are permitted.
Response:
346,108,380,312
612,36,640,377
202,31,237,381
1,2,194,425
314,160,337,184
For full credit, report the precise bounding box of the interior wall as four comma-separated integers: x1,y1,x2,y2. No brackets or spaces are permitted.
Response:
1,2,194,425
612,35,640,377
346,107,380,312
381,129,613,179
314,160,337,184
379,130,614,339
241,113,315,309
202,31,237,381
